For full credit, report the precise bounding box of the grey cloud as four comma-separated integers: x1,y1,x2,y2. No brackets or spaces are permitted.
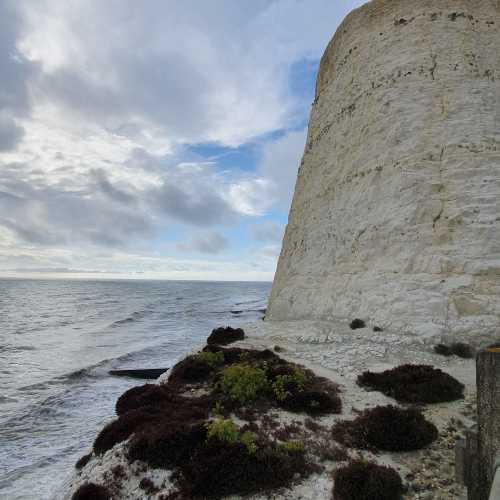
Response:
90,169,136,205
249,221,284,243
0,1,38,150
177,231,229,254
0,166,152,247
0,115,24,151
0,155,241,251
157,181,236,226
22,0,292,147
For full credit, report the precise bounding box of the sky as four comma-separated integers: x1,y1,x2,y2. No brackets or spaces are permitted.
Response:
0,0,365,282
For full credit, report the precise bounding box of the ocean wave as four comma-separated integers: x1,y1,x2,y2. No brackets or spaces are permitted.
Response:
110,310,146,327
0,345,36,353
17,360,112,393
234,299,262,306
16,339,179,394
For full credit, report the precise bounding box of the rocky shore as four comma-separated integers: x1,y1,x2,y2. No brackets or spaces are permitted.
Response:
57,319,476,500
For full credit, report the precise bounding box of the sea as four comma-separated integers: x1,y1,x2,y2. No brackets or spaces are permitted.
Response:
0,278,271,500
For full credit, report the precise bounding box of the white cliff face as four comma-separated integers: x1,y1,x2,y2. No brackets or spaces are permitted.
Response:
267,0,500,344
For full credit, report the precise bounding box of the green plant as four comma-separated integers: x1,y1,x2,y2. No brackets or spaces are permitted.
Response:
273,375,290,401
221,363,268,405
273,367,307,401
241,431,258,454
206,419,258,454
213,401,224,416
206,418,239,444
278,440,305,453
196,350,225,368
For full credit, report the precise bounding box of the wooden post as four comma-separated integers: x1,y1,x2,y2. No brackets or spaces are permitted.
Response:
476,347,500,500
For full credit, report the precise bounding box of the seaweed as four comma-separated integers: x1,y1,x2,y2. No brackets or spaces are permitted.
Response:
91,344,343,498
279,389,341,416
115,384,172,416
168,354,216,384
128,421,207,469
75,452,92,470
333,460,404,500
434,343,474,359
177,436,316,499
357,364,464,403
332,405,438,452
349,319,366,330
99,388,214,455
71,483,110,500
139,477,158,494
94,407,159,455
207,326,245,345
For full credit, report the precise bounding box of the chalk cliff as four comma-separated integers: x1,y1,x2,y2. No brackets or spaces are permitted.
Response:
267,0,500,344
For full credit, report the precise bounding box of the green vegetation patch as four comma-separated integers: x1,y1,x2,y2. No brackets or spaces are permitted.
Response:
220,363,268,405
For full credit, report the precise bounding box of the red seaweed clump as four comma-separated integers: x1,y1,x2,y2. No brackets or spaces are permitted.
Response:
207,326,245,345
349,319,366,330
89,343,344,498
128,421,207,469
96,389,214,455
75,452,92,470
115,384,172,415
176,434,316,498
332,405,438,452
434,343,474,359
71,483,110,500
357,364,464,403
279,389,341,415
333,460,404,500
94,407,159,455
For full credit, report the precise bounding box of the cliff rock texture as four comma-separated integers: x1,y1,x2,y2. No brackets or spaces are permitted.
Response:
267,0,500,344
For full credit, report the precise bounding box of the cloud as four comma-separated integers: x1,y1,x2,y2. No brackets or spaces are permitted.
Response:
16,0,365,149
249,221,285,243
17,0,289,148
0,114,24,151
0,157,260,251
0,164,152,247
154,163,239,226
0,1,39,151
176,230,230,254
0,0,367,278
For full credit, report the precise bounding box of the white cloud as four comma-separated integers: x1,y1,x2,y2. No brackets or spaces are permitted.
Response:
0,0,366,278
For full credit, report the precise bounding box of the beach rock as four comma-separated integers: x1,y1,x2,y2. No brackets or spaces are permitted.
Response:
267,0,500,345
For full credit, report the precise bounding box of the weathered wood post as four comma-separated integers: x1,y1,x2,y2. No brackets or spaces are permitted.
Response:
476,347,500,500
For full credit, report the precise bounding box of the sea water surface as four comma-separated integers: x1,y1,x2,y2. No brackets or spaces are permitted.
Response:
0,279,271,500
